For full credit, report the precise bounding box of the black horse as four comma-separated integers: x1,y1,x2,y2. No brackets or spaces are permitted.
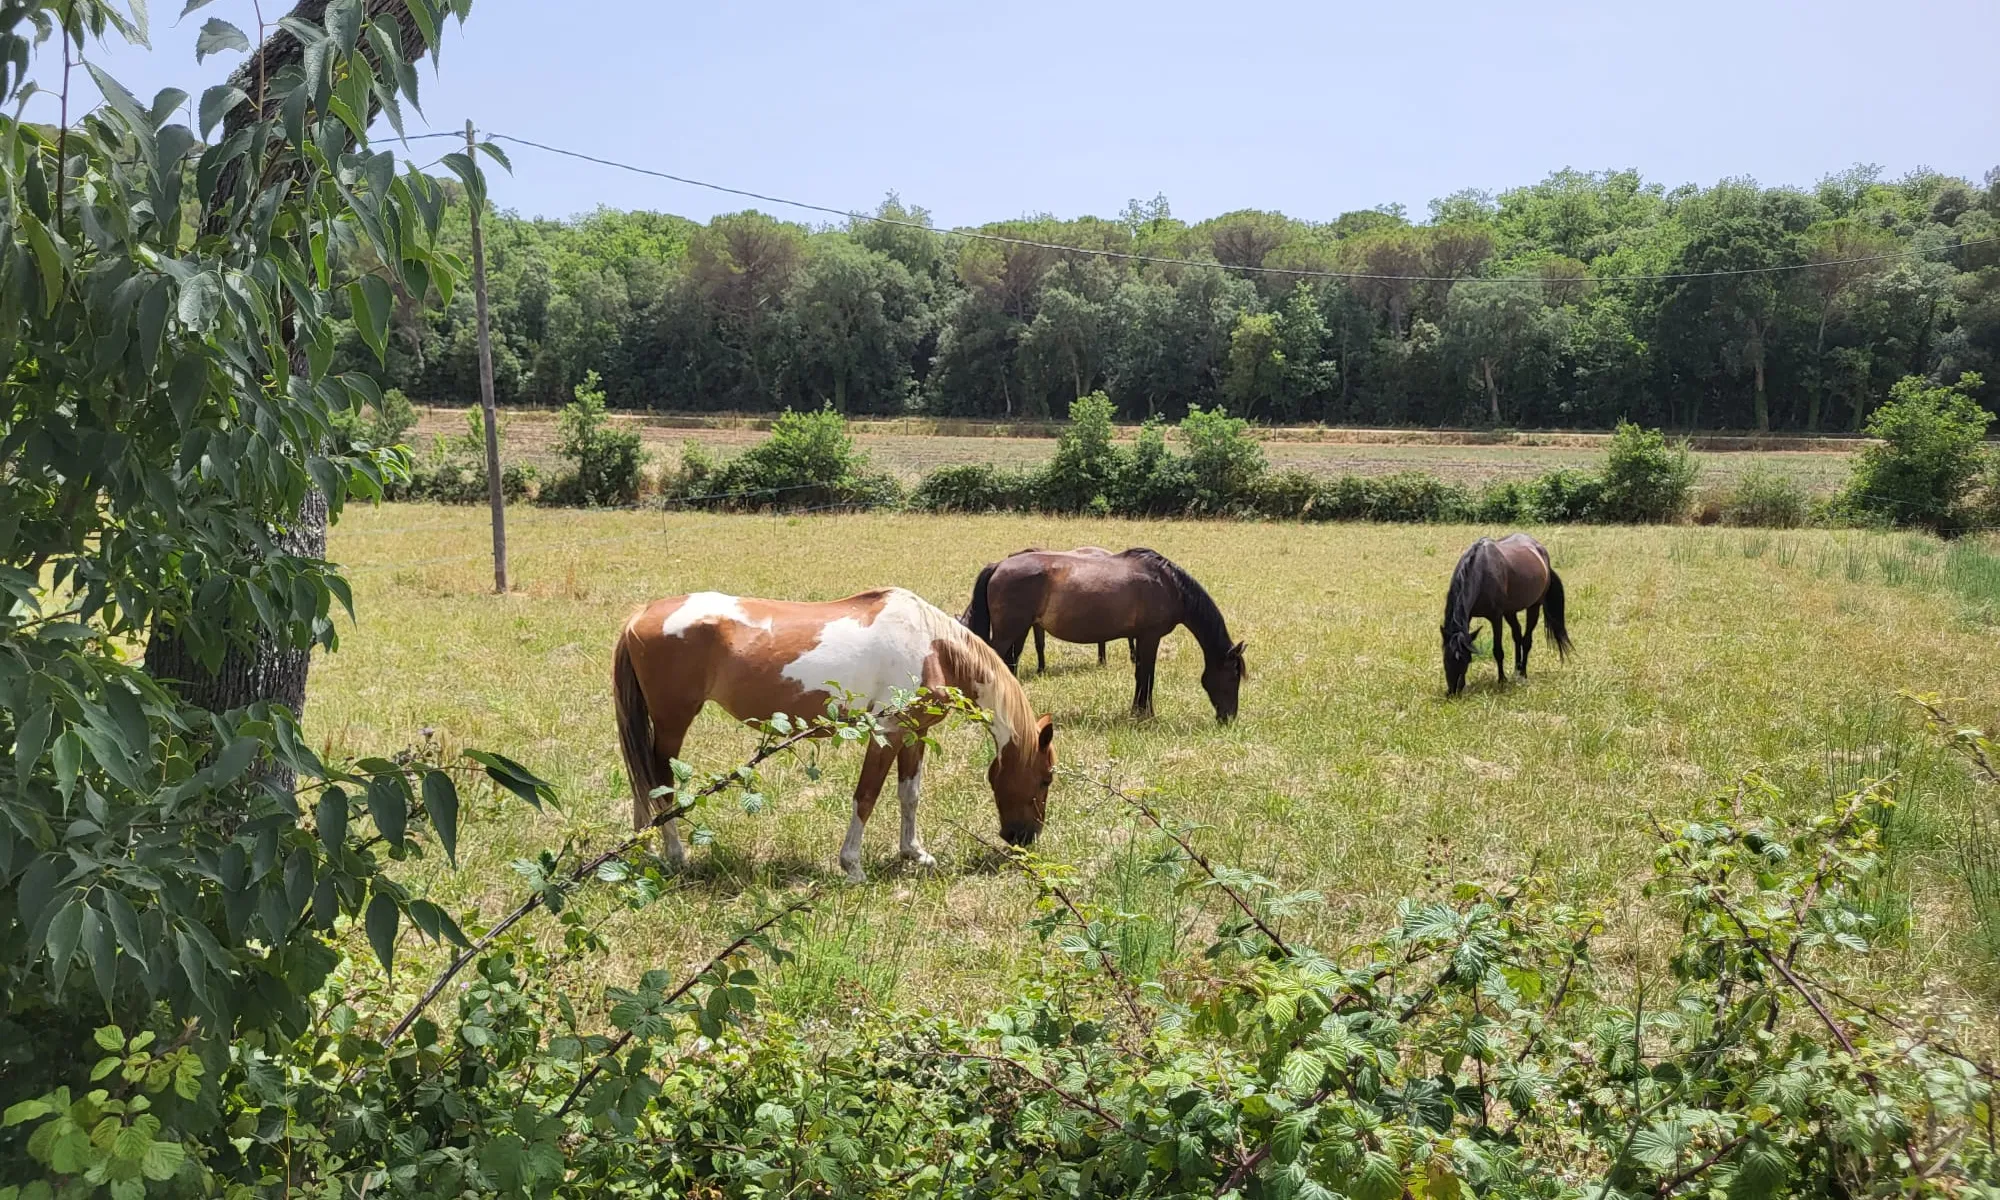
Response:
1442,533,1571,695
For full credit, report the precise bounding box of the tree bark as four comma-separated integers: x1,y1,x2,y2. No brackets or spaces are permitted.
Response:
1809,309,1828,433
145,2,435,793
1749,321,1769,432
1483,357,1500,425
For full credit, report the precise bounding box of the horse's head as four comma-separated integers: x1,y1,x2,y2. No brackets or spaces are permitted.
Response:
1201,641,1248,724
1442,624,1474,695
989,715,1056,846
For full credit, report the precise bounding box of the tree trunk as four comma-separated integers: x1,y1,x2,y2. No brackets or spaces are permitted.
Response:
1809,309,1828,433
1483,357,1500,425
145,1,434,796
833,370,848,414
1749,322,1769,432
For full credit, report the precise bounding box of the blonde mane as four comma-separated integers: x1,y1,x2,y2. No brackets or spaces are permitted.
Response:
908,591,1036,759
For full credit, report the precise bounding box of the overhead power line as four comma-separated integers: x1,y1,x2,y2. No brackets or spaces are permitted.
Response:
477,132,1997,287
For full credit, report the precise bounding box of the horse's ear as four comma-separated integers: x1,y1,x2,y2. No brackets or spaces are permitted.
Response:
1036,714,1055,751
1230,640,1246,658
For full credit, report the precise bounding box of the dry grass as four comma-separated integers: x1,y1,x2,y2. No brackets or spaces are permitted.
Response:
412,407,1860,491
314,508,2000,1019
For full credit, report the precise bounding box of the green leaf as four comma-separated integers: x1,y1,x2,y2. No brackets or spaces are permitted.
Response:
2,1099,51,1126
423,770,459,866
365,891,400,978
464,749,552,810
326,0,363,51
177,272,224,332
198,85,246,138
316,786,349,853
348,274,393,364
14,703,50,783
94,1026,125,1052
43,899,84,995
366,774,408,850
85,909,115,1005
140,1137,185,1181
18,213,63,315
194,17,249,62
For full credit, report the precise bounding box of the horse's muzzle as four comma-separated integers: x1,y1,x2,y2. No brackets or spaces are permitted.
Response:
1000,821,1041,848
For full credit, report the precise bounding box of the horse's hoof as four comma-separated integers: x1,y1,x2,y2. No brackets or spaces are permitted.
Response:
841,865,867,884
901,849,938,870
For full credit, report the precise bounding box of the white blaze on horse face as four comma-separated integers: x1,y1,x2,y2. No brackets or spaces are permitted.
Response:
660,591,771,639
780,589,932,708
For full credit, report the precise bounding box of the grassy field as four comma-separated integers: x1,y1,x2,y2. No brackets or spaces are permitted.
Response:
414,407,1863,492
314,507,2000,1022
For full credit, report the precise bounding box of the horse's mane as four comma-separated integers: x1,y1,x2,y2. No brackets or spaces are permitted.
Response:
1122,548,1234,664
916,592,1036,758
1442,540,1488,636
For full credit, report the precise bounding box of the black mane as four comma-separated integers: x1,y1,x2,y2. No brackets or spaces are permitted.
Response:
1123,548,1234,664
1442,538,1490,637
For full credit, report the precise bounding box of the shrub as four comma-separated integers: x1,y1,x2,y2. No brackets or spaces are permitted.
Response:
1476,479,1535,523
1037,391,1118,513
331,385,417,452
659,439,723,501
1719,464,1811,528
1177,404,1267,513
1364,471,1476,522
913,463,1040,513
1247,469,1322,519
1527,467,1605,522
713,405,864,504
1842,372,1993,533
386,455,536,503
1595,420,1697,523
554,370,646,506
1106,418,1197,516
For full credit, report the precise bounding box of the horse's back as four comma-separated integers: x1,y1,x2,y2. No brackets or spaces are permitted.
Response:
622,588,953,722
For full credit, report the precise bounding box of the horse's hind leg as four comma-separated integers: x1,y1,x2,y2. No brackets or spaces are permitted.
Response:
1491,619,1507,684
1505,612,1527,677
895,741,934,869
1132,635,1162,717
1521,605,1541,676
840,739,898,882
1034,626,1047,675
1097,642,1107,666
643,706,699,869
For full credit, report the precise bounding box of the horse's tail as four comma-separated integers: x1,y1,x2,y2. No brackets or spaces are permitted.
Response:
1544,569,1573,660
962,562,998,643
613,629,659,831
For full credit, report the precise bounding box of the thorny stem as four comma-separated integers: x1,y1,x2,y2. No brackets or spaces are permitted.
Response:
1103,778,1292,955
943,1051,1141,1137
551,898,813,1119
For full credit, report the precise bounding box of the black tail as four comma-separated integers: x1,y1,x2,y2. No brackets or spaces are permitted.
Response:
962,563,998,644
612,632,659,830
1544,569,1572,660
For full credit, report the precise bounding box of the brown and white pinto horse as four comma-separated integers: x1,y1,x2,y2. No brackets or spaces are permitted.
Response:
613,587,1056,881
1441,533,1572,695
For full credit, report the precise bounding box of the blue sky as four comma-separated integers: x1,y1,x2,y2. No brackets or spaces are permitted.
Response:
47,0,2000,228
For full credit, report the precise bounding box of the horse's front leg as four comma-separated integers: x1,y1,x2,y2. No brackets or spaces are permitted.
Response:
1034,626,1047,675
1491,619,1507,684
840,740,897,882
1097,642,1107,666
895,741,934,869
1505,612,1527,677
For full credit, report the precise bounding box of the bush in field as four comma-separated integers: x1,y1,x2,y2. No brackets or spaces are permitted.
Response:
1476,478,1536,523
713,405,864,501
390,457,537,504
1842,373,1993,533
913,463,1041,512
1106,418,1198,515
331,385,417,452
1036,391,1119,513
1248,468,1323,519
1177,404,1267,513
1595,421,1698,522
1720,464,1811,527
1528,466,1606,522
1364,470,1476,522
546,370,646,506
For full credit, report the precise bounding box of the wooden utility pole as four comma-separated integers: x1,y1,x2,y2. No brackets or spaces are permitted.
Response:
466,119,508,593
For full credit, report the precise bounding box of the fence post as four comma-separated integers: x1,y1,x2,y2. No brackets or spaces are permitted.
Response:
467,119,509,594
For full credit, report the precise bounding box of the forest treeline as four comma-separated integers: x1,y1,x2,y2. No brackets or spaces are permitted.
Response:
347,164,2000,431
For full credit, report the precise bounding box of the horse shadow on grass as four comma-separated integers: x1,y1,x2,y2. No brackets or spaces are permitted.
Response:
640,841,1004,899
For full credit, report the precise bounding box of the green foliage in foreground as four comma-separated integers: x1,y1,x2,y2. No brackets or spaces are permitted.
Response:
8,711,2000,1197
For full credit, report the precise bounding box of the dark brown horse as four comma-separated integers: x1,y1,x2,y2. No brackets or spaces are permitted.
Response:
964,548,1246,722
1441,533,1571,695
961,547,1131,672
